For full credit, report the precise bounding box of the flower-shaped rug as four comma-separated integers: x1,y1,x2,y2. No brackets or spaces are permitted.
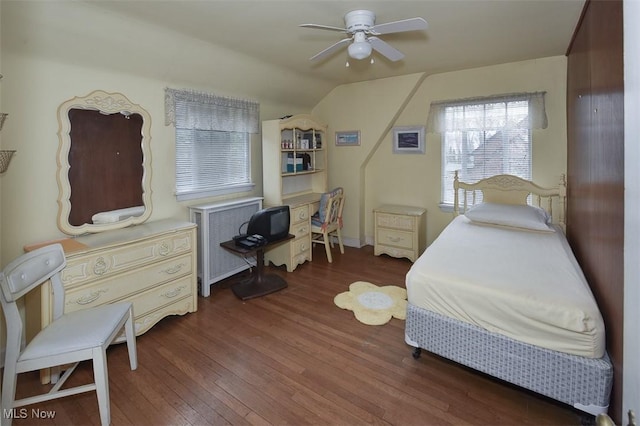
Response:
334,281,407,325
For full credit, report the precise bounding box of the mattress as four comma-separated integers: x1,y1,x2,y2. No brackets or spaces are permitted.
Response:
405,215,605,358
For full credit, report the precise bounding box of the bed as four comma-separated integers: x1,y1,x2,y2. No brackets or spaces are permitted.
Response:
404,173,613,416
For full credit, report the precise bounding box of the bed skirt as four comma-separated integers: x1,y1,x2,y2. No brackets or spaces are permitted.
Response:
404,303,613,416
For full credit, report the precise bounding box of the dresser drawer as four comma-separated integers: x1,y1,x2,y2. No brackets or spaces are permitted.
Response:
377,228,414,250
290,205,309,225
63,253,193,313
129,275,194,318
62,232,193,288
376,213,415,231
132,293,195,336
111,276,195,339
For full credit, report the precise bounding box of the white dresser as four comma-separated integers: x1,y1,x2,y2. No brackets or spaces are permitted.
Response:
36,219,198,343
374,204,426,262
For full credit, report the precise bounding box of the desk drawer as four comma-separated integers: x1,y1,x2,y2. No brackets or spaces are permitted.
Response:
291,205,309,225
291,222,310,238
292,236,310,255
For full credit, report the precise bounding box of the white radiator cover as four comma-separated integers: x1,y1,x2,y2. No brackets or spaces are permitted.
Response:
189,197,263,297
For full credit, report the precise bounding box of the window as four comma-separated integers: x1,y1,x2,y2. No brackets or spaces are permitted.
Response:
427,92,547,206
165,88,259,201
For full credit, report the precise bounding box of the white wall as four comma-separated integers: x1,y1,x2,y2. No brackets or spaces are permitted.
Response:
314,56,568,247
0,1,308,266
312,73,427,246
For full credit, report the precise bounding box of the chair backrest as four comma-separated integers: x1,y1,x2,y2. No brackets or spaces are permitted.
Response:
318,187,345,227
0,243,66,303
0,244,66,358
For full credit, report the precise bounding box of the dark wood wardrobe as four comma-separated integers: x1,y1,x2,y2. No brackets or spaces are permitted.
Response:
566,0,624,421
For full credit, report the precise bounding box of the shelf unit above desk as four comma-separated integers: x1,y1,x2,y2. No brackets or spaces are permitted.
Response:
262,114,328,206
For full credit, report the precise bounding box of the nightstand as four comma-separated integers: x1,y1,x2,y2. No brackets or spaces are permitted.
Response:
374,204,426,262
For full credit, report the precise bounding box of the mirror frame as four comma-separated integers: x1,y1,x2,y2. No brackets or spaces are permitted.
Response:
56,90,153,235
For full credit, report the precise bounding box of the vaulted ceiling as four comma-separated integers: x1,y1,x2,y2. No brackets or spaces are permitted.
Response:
91,0,584,108
3,0,585,111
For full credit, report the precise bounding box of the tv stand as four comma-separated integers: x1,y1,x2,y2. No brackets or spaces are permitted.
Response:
220,235,294,300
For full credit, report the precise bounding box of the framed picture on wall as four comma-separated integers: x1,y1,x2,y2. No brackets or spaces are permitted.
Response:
393,126,425,154
335,130,360,146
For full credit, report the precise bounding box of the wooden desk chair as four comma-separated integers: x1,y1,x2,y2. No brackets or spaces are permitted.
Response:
0,243,137,426
311,187,345,263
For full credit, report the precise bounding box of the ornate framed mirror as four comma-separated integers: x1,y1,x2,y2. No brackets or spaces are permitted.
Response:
56,90,153,235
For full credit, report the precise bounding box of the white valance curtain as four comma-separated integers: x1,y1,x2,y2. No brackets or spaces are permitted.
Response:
164,88,259,133
426,92,547,133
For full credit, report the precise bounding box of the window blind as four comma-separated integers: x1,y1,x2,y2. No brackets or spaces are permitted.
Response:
165,88,259,200
175,128,251,200
427,92,546,205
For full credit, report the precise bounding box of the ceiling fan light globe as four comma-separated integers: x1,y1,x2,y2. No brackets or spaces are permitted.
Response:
348,41,372,60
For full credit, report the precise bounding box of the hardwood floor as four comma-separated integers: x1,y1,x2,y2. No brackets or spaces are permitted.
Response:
11,245,583,425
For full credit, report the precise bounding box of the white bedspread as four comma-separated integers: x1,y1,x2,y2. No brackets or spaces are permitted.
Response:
405,215,605,358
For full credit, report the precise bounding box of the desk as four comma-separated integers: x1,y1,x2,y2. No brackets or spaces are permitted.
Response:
220,235,294,300
263,193,322,272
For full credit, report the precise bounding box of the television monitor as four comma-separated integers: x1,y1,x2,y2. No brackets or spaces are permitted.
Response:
246,205,290,242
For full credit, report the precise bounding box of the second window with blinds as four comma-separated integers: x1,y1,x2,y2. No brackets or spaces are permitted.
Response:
165,88,260,201
427,92,547,207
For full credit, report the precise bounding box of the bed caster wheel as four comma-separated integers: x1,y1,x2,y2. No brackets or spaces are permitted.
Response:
412,347,422,359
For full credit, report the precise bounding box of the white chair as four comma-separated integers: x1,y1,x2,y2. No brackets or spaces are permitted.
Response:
0,243,137,426
311,187,345,263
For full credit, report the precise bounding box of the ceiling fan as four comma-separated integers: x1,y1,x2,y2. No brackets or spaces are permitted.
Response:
300,10,428,63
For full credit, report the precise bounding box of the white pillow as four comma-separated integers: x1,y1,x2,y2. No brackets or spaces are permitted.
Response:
464,202,554,232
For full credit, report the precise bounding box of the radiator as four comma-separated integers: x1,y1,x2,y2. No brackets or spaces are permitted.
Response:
189,197,263,297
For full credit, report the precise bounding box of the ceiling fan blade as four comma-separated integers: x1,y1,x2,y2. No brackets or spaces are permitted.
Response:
309,38,352,61
370,17,428,35
299,23,348,33
369,37,404,61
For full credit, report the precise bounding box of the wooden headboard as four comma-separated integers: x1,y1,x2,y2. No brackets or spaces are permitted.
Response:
452,172,567,231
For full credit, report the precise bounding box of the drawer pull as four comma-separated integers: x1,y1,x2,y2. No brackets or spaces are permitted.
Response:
161,285,186,299
387,236,403,243
298,211,308,220
161,263,184,275
93,258,108,275
71,289,108,305
158,243,171,256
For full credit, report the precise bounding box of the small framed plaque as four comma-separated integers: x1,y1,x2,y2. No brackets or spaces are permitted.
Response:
393,126,425,154
335,130,360,146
